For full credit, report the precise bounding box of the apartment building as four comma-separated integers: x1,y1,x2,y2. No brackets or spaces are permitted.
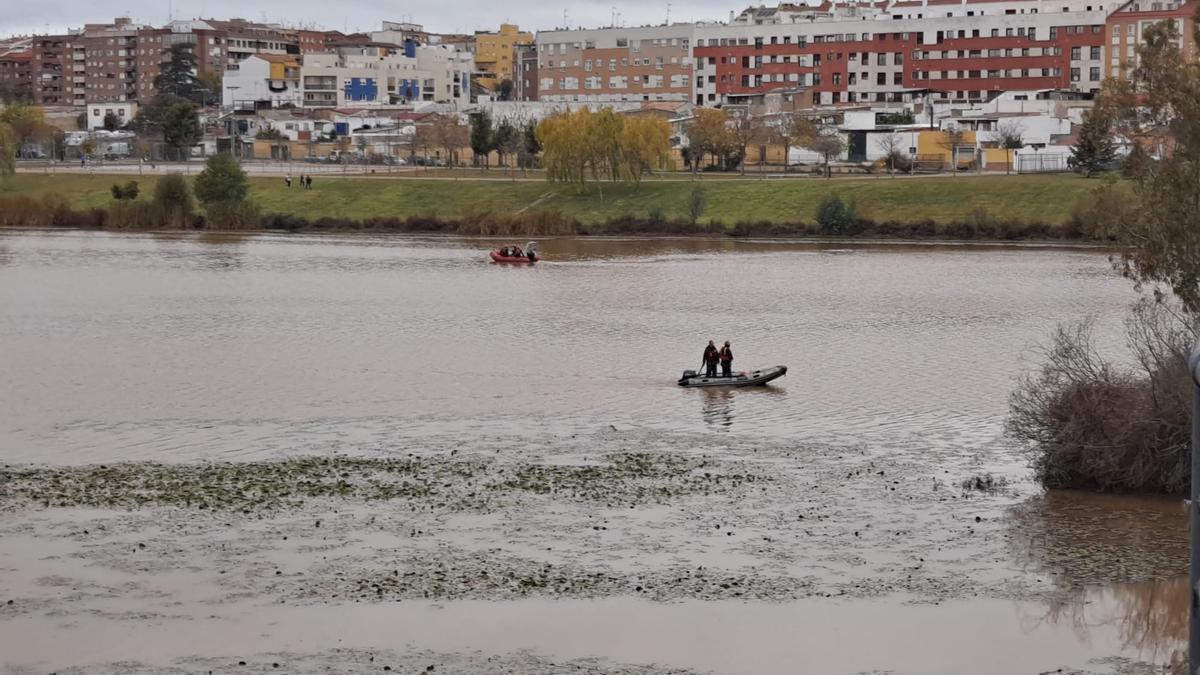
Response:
0,39,32,99
535,24,696,102
513,44,539,100
536,0,1122,106
474,24,534,88
1105,0,1197,78
31,34,80,105
695,1,1110,106
208,19,298,66
226,40,472,109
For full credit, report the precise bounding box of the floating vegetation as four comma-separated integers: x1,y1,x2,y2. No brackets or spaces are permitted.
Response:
960,473,1012,494
306,549,815,603
0,452,765,512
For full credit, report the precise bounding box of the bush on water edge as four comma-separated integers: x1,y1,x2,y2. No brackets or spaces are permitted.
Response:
1,194,1093,241
1007,299,1195,496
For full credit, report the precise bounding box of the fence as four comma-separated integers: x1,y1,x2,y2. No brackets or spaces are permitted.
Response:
1016,154,1070,174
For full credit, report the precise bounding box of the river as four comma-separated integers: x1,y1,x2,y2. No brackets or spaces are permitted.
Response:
0,230,1186,674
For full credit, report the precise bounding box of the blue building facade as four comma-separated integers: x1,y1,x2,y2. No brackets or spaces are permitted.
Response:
343,77,378,103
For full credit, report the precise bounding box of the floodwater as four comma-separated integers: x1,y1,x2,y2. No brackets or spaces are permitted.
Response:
0,230,1186,674
0,231,1132,463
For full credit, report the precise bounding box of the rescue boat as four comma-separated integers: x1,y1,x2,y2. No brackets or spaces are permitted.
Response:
489,241,539,264
677,365,788,388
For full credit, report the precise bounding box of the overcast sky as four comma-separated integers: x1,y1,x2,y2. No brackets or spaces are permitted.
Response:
2,1,742,38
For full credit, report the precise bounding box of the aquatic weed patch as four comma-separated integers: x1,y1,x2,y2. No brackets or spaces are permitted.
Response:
489,452,762,505
306,549,815,602
0,452,767,512
0,457,475,511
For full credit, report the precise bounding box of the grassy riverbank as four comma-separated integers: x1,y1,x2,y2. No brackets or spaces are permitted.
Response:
1,172,1110,227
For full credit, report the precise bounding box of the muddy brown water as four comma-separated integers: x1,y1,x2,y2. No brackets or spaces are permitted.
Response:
0,230,1187,674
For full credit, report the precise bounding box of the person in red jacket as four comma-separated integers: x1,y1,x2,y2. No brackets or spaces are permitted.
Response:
702,340,720,378
719,341,733,377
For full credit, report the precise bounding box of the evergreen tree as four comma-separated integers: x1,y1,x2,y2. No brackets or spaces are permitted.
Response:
492,119,518,167
1070,110,1116,178
161,101,201,161
469,110,494,168
194,152,248,206
154,44,202,103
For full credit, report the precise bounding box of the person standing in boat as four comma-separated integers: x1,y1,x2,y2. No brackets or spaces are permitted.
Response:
719,341,734,377
703,340,720,378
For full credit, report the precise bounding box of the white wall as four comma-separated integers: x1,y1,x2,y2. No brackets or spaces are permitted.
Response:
223,56,302,108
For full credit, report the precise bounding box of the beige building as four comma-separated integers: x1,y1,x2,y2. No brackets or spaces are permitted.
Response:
535,25,694,103
474,23,532,90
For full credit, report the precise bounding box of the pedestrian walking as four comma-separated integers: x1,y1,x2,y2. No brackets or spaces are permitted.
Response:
305,174,313,189
285,174,292,188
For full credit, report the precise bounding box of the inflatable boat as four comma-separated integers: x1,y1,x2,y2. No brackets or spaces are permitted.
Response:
490,241,539,264
677,365,787,388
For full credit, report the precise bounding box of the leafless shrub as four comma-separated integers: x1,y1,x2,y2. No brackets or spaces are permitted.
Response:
1008,299,1195,495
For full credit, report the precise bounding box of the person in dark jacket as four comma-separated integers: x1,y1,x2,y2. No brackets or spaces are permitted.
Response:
719,341,733,377
703,340,720,378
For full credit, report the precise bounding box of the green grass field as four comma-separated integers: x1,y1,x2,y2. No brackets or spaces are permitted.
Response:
1,172,1110,225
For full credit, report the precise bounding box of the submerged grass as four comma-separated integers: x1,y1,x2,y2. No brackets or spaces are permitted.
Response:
0,452,765,512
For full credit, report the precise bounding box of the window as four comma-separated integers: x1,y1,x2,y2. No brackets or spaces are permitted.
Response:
1090,66,1101,80
1071,46,1081,60
1070,67,1081,81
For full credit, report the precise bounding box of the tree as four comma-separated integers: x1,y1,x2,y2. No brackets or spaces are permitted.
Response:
161,102,201,161
0,102,45,141
688,186,707,224
1103,16,1200,314
538,109,591,187
155,44,203,104
876,131,905,176
520,119,540,170
198,71,223,106
428,114,468,167
497,79,514,101
103,111,122,132
194,152,248,206
685,108,730,177
469,109,494,168
772,112,817,174
153,173,194,228
493,119,519,168
815,194,858,235
939,124,967,172
996,121,1025,175
0,122,16,178
618,114,671,184
110,180,139,200
727,108,767,175
1070,110,1117,178
806,128,846,179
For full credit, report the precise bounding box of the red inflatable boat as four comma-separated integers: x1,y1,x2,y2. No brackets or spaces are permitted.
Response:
489,242,539,264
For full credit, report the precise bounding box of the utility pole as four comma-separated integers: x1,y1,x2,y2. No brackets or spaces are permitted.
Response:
1192,345,1200,675
666,3,672,24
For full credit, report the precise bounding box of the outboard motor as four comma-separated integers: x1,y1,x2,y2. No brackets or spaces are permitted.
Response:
681,370,697,381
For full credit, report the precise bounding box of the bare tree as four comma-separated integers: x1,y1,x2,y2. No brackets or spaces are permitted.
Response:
876,131,905,177
771,111,817,174
996,120,1025,175
939,123,966,173
805,126,846,179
